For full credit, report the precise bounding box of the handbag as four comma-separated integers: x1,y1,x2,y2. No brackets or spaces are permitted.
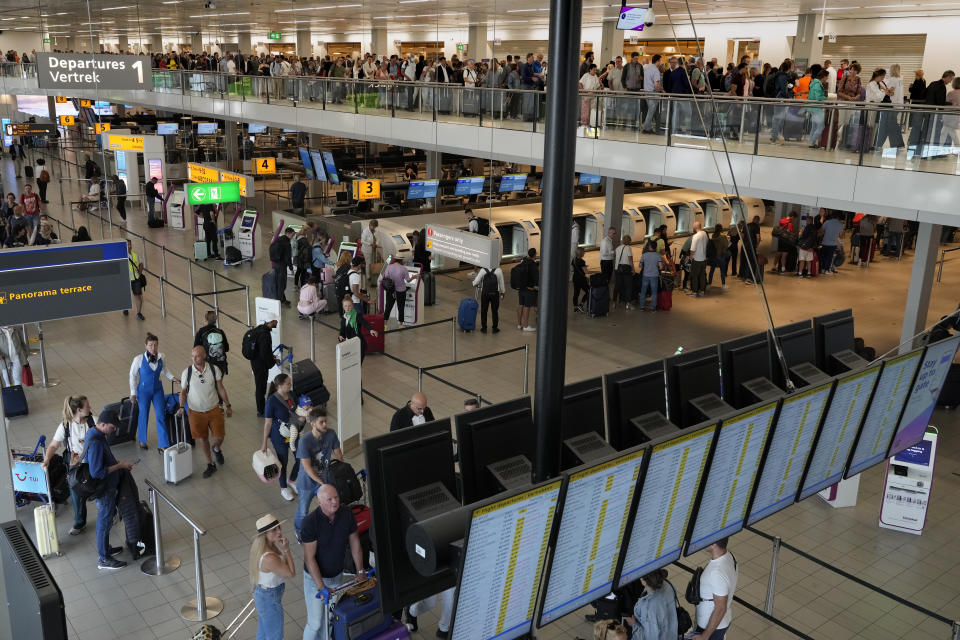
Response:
66,436,107,501
671,580,693,635
615,247,633,275
21,364,33,387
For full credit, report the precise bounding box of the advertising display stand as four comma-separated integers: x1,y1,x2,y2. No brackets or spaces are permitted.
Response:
336,337,362,455
879,428,937,535
167,191,185,230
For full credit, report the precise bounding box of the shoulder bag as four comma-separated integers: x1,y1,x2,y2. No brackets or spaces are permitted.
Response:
671,580,693,635
616,246,633,275
66,435,108,501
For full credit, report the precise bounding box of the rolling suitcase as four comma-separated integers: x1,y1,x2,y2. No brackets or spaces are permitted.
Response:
2,385,28,417
262,270,279,300
165,392,195,447
782,107,807,141
363,314,385,354
105,397,137,446
366,622,411,640
458,297,479,331
330,580,391,640
657,290,673,310
421,270,436,306
163,414,193,485
34,504,59,557
588,286,609,317
292,359,331,406
194,241,208,260
810,253,819,277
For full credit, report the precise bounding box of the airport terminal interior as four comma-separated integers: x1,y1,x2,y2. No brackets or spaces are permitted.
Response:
2,1,960,639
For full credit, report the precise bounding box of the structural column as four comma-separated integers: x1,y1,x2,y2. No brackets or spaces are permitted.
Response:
79,32,100,53
224,121,238,171
190,33,202,54
46,96,57,124
152,34,164,54
297,28,313,59
370,27,388,57
118,35,129,54
791,13,823,69
603,177,624,236
426,151,442,179
308,134,324,201
237,32,251,55
900,222,941,352
598,16,621,66
467,25,491,61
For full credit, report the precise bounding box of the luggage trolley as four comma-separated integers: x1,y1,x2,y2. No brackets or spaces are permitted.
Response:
12,436,57,508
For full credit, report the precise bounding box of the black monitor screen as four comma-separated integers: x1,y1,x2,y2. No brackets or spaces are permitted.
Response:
247,123,267,134
455,176,485,195
196,122,217,134
719,332,771,408
322,151,340,185
456,398,536,503
299,147,315,180
666,347,721,428
821,317,856,370
156,122,178,135
561,377,605,442
408,180,439,199
813,309,853,370
499,174,527,192
309,150,327,182
604,362,667,450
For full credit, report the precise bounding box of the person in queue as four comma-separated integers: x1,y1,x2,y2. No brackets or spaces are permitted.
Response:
294,407,343,540
249,514,296,640
129,332,179,451
125,238,146,320
250,316,280,417
515,248,539,331
626,568,678,640
178,345,232,479
389,392,436,431
261,372,304,501
41,395,96,536
338,296,378,361
691,537,738,640
194,310,230,375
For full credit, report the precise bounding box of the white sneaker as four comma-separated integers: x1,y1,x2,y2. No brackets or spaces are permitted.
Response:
722,284,728,290
523,326,537,332
281,487,294,501
517,324,522,330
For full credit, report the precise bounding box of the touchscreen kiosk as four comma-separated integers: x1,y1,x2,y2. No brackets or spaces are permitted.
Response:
308,150,327,182
746,383,831,524
797,365,881,500
322,151,340,185
499,174,528,193
450,480,563,640
685,402,776,555
234,210,259,260
845,350,923,478
616,424,715,588
539,448,646,627
888,334,960,456
408,180,439,199
455,176,485,196
298,147,315,180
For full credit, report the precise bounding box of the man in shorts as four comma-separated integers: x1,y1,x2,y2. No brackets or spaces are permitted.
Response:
178,345,233,478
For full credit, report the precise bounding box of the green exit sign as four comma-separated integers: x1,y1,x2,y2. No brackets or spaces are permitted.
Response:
187,181,241,205
43,38,51,44
268,32,282,40
456,43,465,51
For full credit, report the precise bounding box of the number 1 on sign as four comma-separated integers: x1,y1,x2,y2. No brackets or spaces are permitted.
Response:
132,60,143,83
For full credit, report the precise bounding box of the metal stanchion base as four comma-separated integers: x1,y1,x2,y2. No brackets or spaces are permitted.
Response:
40,378,61,388
180,597,224,622
141,555,181,576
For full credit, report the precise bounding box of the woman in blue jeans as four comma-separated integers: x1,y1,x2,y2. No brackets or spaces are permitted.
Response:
261,374,305,502
638,239,662,311
249,514,295,640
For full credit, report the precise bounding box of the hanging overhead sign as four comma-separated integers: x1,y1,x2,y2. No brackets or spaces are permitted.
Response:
5,123,58,136
94,122,111,134
54,96,69,103
107,134,145,152
219,169,254,197
78,99,93,107
58,115,75,126
187,181,241,205
424,224,500,270
188,162,220,184
36,53,151,91
252,158,276,175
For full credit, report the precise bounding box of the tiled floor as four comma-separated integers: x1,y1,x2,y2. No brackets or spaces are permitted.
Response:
5,149,960,640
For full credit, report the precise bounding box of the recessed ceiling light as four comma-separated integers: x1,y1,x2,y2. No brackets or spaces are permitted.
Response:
864,3,916,6
811,6,860,10
188,11,250,16
102,5,134,10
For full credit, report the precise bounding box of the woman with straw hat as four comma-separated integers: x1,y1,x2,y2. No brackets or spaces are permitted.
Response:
249,514,296,640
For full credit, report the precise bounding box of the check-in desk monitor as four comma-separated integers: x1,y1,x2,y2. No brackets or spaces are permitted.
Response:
845,350,923,478
746,383,831,525
539,448,646,627
685,402,777,555
308,150,327,182
455,177,485,196
616,423,715,588
888,334,960,457
798,365,881,500
450,480,563,640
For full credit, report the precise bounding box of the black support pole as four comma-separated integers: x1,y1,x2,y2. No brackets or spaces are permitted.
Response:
532,0,583,482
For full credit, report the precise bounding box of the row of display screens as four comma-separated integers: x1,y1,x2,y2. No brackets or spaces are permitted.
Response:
400,172,597,200
298,147,341,185
447,334,960,640
156,122,292,135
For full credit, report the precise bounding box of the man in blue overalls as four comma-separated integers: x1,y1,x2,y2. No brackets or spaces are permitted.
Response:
129,332,179,450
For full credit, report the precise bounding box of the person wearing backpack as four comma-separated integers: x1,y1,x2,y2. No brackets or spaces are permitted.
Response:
194,310,230,375
41,395,96,536
690,538,738,640
244,317,279,417
472,264,504,333
512,248,539,332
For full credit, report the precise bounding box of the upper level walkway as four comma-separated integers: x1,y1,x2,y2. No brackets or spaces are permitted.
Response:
3,63,959,223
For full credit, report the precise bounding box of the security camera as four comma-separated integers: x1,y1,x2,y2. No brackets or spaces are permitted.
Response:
817,32,824,41
644,7,656,27
203,1,216,8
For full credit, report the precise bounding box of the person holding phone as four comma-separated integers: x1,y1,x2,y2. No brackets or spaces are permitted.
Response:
249,514,295,640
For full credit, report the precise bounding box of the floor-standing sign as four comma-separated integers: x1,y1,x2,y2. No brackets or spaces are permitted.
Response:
336,337,363,455
255,297,283,384
879,428,938,535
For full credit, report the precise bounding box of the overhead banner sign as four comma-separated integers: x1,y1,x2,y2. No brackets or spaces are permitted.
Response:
58,115,75,126
252,158,276,175
36,53,150,91
219,169,254,197
425,224,500,270
188,162,220,184
187,181,241,205
5,123,58,136
0,241,132,324
107,134,145,152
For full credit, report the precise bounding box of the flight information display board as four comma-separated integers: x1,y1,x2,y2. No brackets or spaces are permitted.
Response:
451,481,563,640
686,402,777,555
408,180,439,199
798,366,881,500
299,147,315,180
746,383,831,525
846,350,923,478
499,174,528,192
889,335,960,456
539,450,646,627
455,176,485,195
616,425,715,588
309,150,327,182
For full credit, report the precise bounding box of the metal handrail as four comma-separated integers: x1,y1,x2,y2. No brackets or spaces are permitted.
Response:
144,478,205,533
937,245,960,283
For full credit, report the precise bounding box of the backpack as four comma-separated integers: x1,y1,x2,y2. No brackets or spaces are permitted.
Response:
475,217,490,236
764,72,779,98
510,260,529,290
335,266,355,301
296,238,311,270
268,240,283,264
241,326,264,360
481,268,499,296
325,459,363,504
202,328,227,363
706,236,718,261
685,554,737,606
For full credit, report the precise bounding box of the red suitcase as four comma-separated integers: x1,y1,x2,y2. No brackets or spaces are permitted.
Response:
363,314,385,354
810,253,819,277
352,504,371,535
657,290,672,311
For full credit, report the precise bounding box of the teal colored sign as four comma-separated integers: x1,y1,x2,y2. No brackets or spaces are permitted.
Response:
268,32,282,40
187,181,241,205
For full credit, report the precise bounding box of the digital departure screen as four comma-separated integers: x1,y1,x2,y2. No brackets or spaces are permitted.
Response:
685,402,776,555
846,350,923,478
499,174,528,193
617,425,715,588
196,122,217,134
451,481,563,640
309,150,327,182
322,151,340,185
408,180,439,199
798,366,881,500
297,147,315,180
455,176,485,196
747,383,831,525
617,6,647,31
156,122,178,135
889,335,960,456
248,123,267,134
539,449,646,627
578,173,602,185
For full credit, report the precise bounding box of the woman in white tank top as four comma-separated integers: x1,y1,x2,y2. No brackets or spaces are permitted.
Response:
249,514,296,640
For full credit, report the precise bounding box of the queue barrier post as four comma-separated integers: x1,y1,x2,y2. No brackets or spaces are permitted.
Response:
451,316,456,362
764,535,781,615
160,277,166,318
951,621,959,640
140,486,181,576
188,262,196,335
417,367,423,393
33,322,59,388
181,528,224,622
245,285,251,327
522,344,530,396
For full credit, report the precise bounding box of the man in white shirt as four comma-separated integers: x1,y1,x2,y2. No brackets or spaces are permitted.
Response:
689,221,709,297
348,256,370,312
178,346,232,479
692,537,738,640
472,266,505,333
463,59,477,87
641,54,663,133
599,227,617,284
825,59,838,96
129,333,179,451
360,219,379,281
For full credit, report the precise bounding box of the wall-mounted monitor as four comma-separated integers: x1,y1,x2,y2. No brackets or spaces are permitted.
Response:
539,448,646,628
746,383,831,525
617,6,648,30
499,174,528,193
845,350,923,478
603,362,668,451
322,151,340,185
578,173,602,186
299,147,315,180
798,365,881,501
156,122,178,135
684,402,776,555
196,122,217,135
455,176,485,196
888,334,960,457
813,309,855,371
450,480,563,640
408,180,439,199
616,423,715,588
309,150,327,182
247,123,267,134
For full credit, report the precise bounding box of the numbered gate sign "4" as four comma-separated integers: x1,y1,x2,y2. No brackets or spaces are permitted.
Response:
253,158,276,175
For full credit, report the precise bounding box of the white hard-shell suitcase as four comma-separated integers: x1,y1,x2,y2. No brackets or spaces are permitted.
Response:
34,504,60,557
194,241,208,260
164,414,193,485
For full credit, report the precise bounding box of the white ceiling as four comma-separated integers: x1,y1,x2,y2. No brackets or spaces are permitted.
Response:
0,0,954,41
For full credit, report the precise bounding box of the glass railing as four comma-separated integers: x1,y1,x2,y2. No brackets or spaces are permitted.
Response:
5,62,960,176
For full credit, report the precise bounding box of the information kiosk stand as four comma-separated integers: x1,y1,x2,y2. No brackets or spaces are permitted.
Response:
879,428,937,535
233,210,258,261
167,190,186,230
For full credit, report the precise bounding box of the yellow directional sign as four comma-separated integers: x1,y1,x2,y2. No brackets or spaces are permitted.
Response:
107,135,145,152
95,122,111,134
188,162,220,184
79,99,93,108
58,115,75,125
352,179,381,200
252,158,276,175
55,96,69,104
219,170,252,197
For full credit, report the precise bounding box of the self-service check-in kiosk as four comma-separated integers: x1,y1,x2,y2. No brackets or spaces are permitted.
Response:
620,209,648,241
673,201,704,235
878,429,937,534
730,196,766,225
231,209,258,261
569,207,604,249
638,204,676,238
703,198,733,229
378,262,424,326
168,191,186,230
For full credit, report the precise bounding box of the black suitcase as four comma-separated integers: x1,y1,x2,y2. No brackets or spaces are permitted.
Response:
422,271,436,306
782,107,808,140
589,272,608,288
104,397,137,445
261,270,279,299
2,385,27,417
24,165,33,178
588,286,609,317
292,359,331,407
